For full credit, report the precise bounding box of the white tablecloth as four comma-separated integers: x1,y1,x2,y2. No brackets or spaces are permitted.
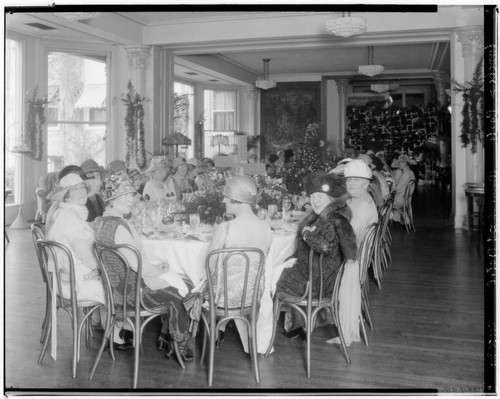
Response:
142,229,296,354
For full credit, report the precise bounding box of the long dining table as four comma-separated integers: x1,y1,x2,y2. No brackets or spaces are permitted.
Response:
141,220,298,354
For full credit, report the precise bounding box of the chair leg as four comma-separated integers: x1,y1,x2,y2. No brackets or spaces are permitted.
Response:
359,315,368,346
265,298,281,357
362,296,373,331
40,292,51,344
251,317,260,383
38,311,52,364
200,315,208,364
133,318,141,389
333,304,351,365
90,315,116,380
72,310,78,378
173,341,186,370
208,316,216,386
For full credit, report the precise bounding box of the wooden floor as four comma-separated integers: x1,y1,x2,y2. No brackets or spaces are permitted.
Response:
4,186,487,394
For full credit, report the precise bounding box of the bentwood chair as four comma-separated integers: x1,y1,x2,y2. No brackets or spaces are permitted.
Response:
90,241,183,389
199,248,266,386
402,180,416,234
265,249,350,378
358,223,379,338
31,222,50,343
36,239,103,378
377,200,393,272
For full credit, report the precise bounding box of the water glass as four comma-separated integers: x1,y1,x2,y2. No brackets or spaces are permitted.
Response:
257,208,268,220
282,196,292,219
189,213,201,231
267,204,278,219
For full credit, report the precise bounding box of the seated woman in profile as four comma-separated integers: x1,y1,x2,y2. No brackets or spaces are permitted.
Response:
94,172,196,362
142,156,172,202
194,157,215,191
80,159,106,222
165,157,194,201
275,172,358,339
204,174,273,344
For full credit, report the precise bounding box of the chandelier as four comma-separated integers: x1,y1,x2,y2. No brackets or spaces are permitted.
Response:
371,83,399,93
358,46,384,77
325,12,367,37
255,59,276,90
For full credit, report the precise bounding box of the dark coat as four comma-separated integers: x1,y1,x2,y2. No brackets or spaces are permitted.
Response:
276,197,358,299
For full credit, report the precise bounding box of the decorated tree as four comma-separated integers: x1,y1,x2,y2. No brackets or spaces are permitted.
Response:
122,81,147,169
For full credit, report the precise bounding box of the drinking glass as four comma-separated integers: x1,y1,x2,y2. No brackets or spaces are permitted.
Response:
257,208,268,220
282,196,292,219
189,213,201,231
267,204,278,219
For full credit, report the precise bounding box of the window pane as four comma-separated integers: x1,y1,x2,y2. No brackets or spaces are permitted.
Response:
47,123,107,172
173,82,194,159
203,89,237,143
5,38,23,204
48,51,107,171
48,52,107,123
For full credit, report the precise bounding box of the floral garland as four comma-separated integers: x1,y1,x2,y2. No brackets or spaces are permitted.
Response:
253,175,289,211
453,57,484,153
26,85,48,161
122,81,147,168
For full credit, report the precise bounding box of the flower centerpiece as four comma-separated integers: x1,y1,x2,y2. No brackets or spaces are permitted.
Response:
253,174,289,212
184,170,226,224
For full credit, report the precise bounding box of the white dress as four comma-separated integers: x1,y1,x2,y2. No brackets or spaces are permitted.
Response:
46,202,105,303
143,180,169,202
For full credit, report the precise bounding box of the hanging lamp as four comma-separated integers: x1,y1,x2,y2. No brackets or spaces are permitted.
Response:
255,59,276,90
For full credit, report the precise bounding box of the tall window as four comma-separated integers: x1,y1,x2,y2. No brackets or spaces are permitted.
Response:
203,89,237,158
173,81,194,159
5,38,23,204
47,52,108,172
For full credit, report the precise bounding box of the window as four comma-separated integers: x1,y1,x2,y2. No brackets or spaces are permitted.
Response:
173,81,194,159
203,89,237,158
204,89,236,131
47,52,108,171
5,38,23,204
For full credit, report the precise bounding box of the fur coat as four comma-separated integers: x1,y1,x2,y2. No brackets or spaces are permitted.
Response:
276,197,358,298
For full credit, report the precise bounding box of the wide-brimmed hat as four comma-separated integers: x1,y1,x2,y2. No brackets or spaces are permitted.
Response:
128,169,141,180
357,154,373,168
81,159,103,175
304,172,347,198
102,172,137,202
107,160,127,174
344,160,373,180
173,156,188,170
48,173,91,202
144,156,171,174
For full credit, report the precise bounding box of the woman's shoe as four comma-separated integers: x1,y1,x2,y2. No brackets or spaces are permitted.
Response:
156,333,170,351
215,330,225,347
164,341,194,363
282,327,306,340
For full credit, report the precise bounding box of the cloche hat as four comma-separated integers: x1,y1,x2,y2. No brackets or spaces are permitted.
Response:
173,156,188,170
80,159,102,174
144,156,171,174
48,173,91,202
223,175,257,205
344,159,373,180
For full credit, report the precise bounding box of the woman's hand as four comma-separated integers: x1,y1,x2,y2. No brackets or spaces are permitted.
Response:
159,261,170,273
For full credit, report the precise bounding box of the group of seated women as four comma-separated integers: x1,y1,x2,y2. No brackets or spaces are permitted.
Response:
41,151,402,365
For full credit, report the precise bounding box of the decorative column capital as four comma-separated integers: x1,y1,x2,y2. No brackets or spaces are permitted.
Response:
245,88,258,101
456,26,484,57
334,78,350,93
125,45,151,70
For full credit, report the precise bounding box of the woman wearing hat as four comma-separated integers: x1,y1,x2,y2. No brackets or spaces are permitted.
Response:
392,155,416,224
45,173,106,305
194,158,215,191
81,159,106,222
275,172,358,339
165,157,193,201
142,156,171,202
203,175,273,346
94,172,196,363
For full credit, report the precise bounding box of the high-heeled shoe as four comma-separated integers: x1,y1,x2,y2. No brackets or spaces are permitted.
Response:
215,330,225,347
156,333,170,351
282,327,306,340
164,341,194,363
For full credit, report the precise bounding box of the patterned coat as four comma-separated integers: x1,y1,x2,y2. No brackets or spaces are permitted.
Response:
276,198,358,299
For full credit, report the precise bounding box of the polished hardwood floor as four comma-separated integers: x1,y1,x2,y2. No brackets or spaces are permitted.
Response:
4,186,487,394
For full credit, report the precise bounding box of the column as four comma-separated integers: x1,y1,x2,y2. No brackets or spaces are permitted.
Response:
334,79,350,157
456,26,484,184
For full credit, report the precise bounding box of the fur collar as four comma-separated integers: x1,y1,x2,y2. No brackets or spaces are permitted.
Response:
297,196,352,239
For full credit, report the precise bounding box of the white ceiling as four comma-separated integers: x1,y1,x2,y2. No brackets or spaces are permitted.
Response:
6,10,452,86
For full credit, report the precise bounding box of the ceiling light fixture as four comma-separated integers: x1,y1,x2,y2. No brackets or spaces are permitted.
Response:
325,12,367,38
255,59,276,90
358,46,384,77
